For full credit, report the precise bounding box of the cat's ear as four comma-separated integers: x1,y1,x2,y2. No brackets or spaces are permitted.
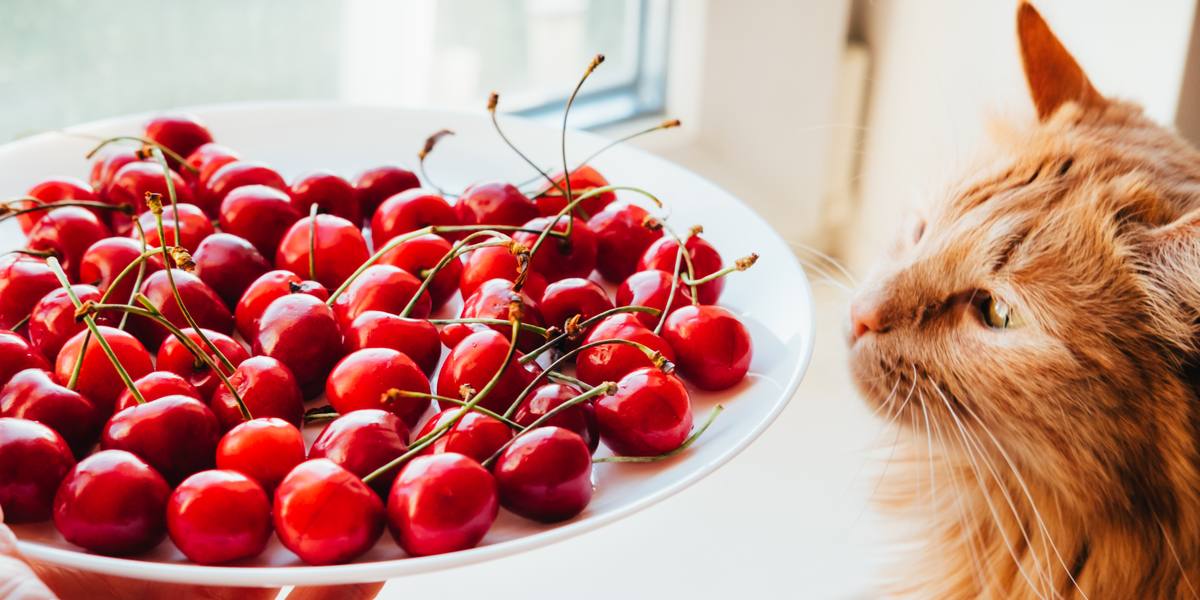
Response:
1017,2,1105,120
1137,210,1200,351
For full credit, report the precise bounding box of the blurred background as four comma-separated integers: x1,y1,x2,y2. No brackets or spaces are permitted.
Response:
5,0,1200,597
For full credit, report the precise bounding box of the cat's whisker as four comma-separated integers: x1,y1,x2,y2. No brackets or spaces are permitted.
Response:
795,259,854,294
1154,513,1199,600
788,241,859,286
926,394,992,595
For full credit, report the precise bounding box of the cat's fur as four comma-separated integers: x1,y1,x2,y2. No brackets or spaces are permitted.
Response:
849,3,1200,598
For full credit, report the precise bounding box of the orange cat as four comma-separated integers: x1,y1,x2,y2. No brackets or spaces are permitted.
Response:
849,3,1200,598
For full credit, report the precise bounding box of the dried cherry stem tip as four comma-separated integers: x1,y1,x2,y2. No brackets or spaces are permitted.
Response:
681,253,759,287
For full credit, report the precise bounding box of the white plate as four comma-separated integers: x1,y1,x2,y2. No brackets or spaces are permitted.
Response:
0,103,814,586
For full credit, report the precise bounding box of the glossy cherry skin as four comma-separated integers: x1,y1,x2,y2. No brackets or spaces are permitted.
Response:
144,114,214,167
167,469,271,564
331,264,431,327
26,206,110,282
639,234,725,305
0,417,75,523
218,185,302,260
0,369,100,458
455,182,538,227
494,426,593,522
55,326,153,417
575,313,676,388
252,293,344,396
291,171,360,224
89,150,139,204
345,311,442,376
133,202,214,253
539,277,614,332
201,161,288,218
378,233,461,309
326,348,430,428
130,269,233,350
309,409,410,496
415,408,512,464
275,213,370,290
101,394,221,485
115,371,201,413
533,166,615,217
616,269,693,328
588,203,663,282
273,459,385,565
371,189,457,244
663,305,753,391
460,278,546,352
19,176,100,233
596,367,692,456
216,417,306,494
436,329,540,414
156,327,249,398
193,233,272,307
459,245,547,302
234,270,328,338
0,255,58,331
183,142,240,190
1,330,48,387
513,383,599,453
511,217,597,282
106,161,195,216
79,236,163,304
210,355,305,431
439,322,488,350
28,284,115,361
354,165,421,220
386,452,498,557
53,449,170,556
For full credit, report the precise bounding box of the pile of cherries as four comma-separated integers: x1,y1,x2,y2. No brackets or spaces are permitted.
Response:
0,66,755,567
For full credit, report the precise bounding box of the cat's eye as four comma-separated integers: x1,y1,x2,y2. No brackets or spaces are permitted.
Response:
979,295,1023,329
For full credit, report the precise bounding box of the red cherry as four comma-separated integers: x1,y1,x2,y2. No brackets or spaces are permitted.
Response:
273,459,385,565
210,356,305,431
455,182,538,227
595,367,692,456
101,394,221,485
53,449,170,556
616,270,692,328
130,269,233,350
662,305,752,390
55,326,153,417
493,426,593,522
533,166,614,217
133,203,214,253
415,408,512,464
201,161,288,218
89,150,139,204
234,270,327,339
144,114,214,166
575,313,675,387
28,284,116,360
639,235,725,304
345,311,442,376
193,233,272,307
290,171,360,224
459,245,547,302
106,161,194,216
0,369,100,458
156,327,249,397
218,185,302,260
167,469,272,565
588,203,663,282
309,409,410,496
436,329,540,414
253,293,344,396
331,264,431,327
216,417,306,493
386,452,498,557
513,383,598,453
26,206,110,282
378,233,461,309
79,237,163,304
439,322,487,350
0,331,49,388
326,348,430,428
539,277,614,331
460,278,545,352
371,189,457,244
275,213,370,290
0,255,58,331
354,165,421,220
115,371,201,413
511,217,597,282
183,143,240,190
0,417,75,523
20,177,100,234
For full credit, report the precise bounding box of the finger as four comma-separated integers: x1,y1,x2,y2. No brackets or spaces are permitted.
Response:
30,563,280,600
286,582,385,600
0,506,57,600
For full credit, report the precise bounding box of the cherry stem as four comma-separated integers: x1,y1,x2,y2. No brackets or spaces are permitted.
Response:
149,149,183,247
417,129,458,198
427,317,549,337
487,92,566,198
515,118,682,193
10,313,31,332
362,306,524,485
481,381,616,468
83,135,197,174
546,371,589,389
662,224,700,303
594,404,725,463
303,405,339,425
386,389,521,428
519,305,661,364
0,200,133,223
559,54,606,240
680,253,759,287
117,219,151,330
397,231,513,318
654,242,687,334
45,257,147,405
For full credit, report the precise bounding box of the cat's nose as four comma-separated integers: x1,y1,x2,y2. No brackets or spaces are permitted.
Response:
850,298,888,341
